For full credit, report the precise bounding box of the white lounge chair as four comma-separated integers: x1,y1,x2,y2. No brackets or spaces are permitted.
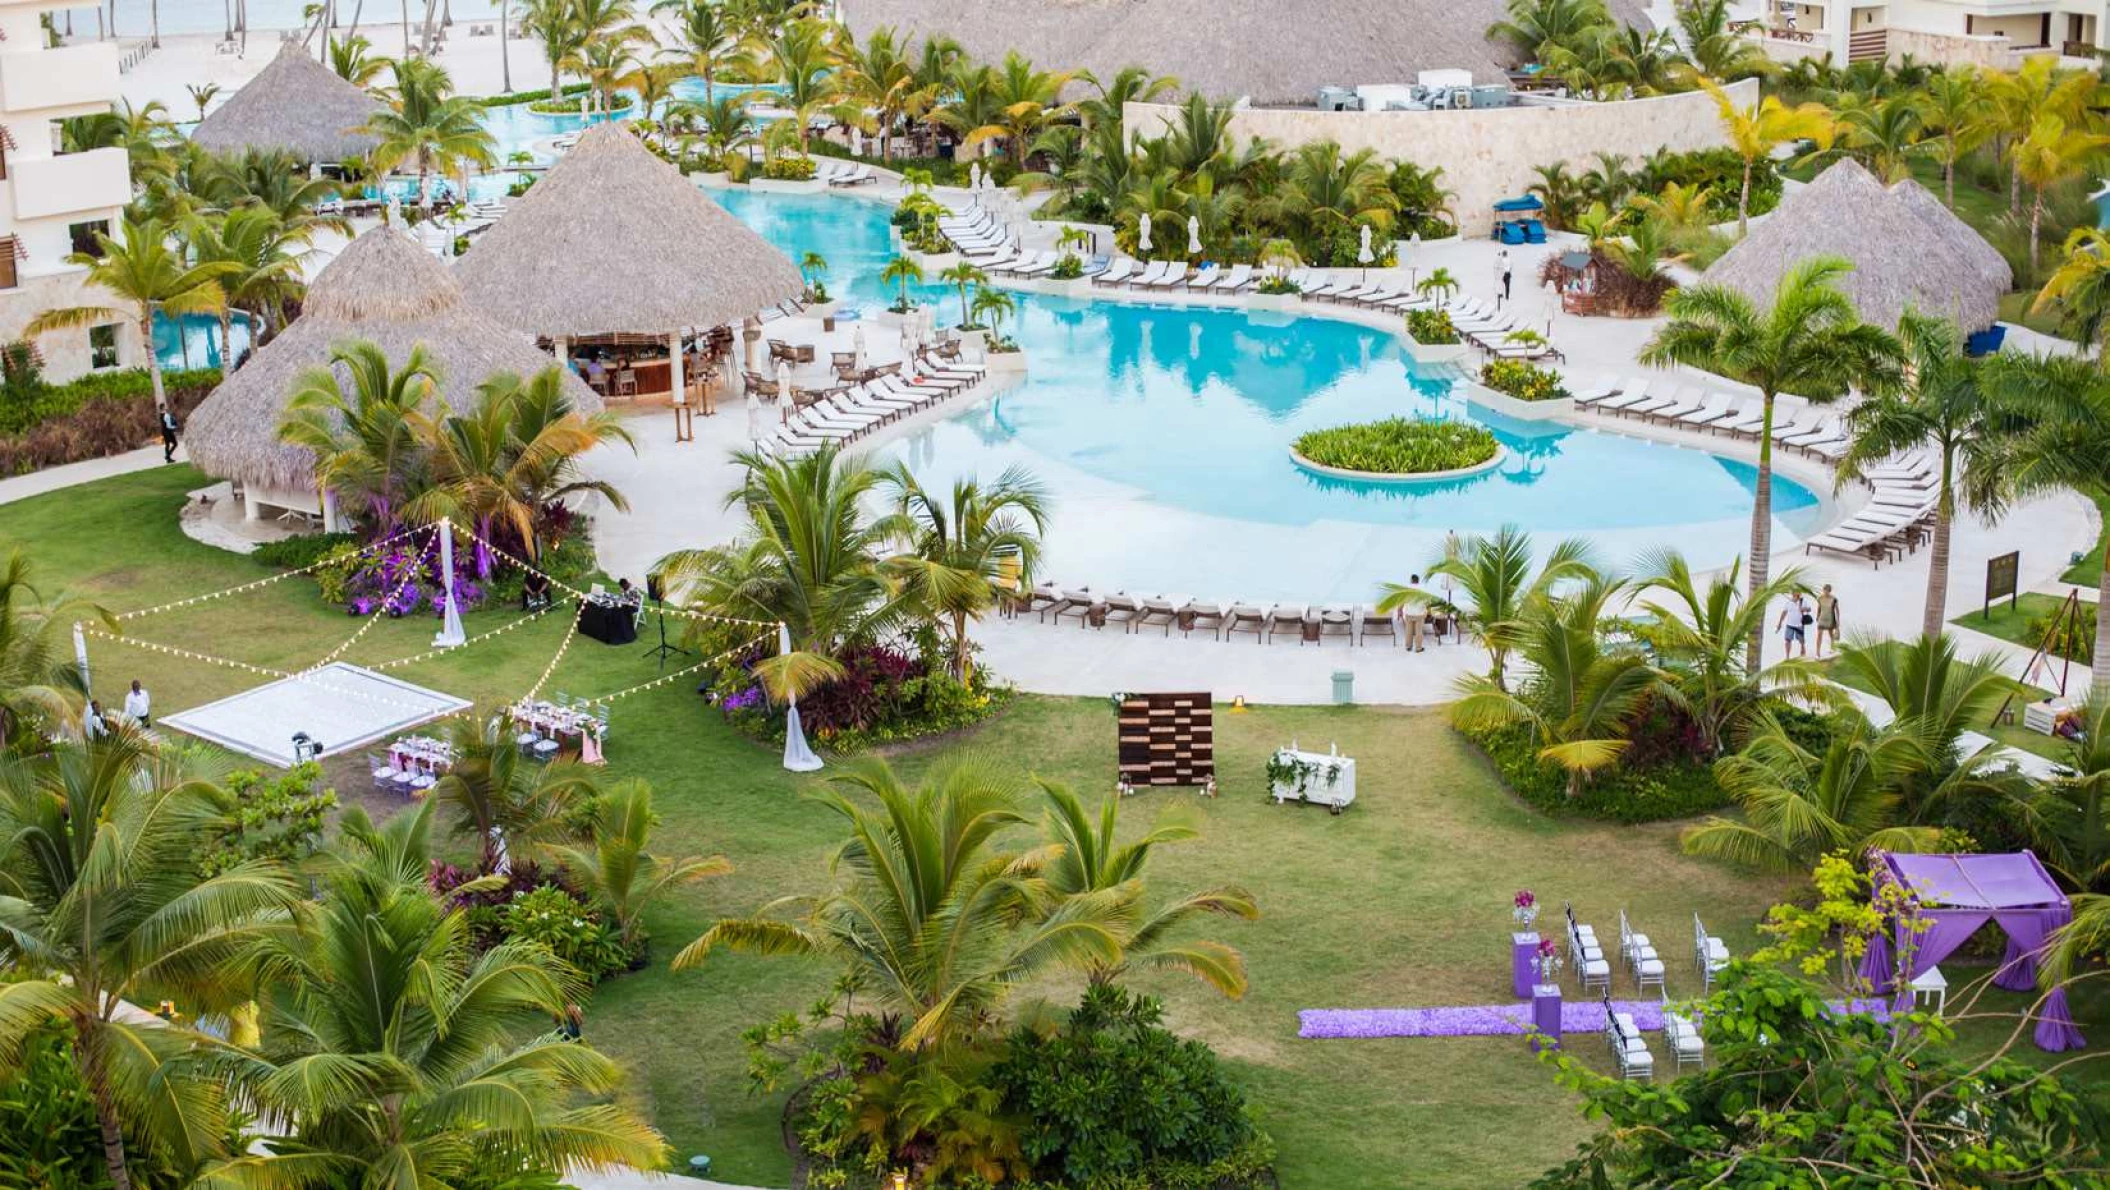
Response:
1092,259,1136,287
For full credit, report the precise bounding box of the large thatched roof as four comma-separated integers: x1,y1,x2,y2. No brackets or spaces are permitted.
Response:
841,0,1653,99
1705,160,2008,332
186,228,602,490
453,123,804,337
191,40,386,163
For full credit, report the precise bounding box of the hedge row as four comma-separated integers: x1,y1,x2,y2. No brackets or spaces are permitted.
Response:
0,367,221,477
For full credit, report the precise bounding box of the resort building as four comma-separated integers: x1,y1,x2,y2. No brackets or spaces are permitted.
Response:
1756,0,2105,67
184,226,604,529
190,39,385,167
0,0,135,381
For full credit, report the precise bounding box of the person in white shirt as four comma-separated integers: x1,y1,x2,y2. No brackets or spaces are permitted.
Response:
123,679,151,727
83,700,109,741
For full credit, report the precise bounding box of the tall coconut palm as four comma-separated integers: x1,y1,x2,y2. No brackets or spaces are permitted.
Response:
876,462,1050,681
550,778,731,952
520,0,585,98
1641,255,1905,667
363,56,496,215
237,800,667,1186
2034,227,2110,358
1448,572,1664,797
766,17,838,155
654,0,753,106
1698,77,1834,233
832,24,925,160
277,339,438,529
1683,710,1941,871
0,550,109,746
1984,57,2098,216
431,713,601,871
1918,66,1990,209
1485,0,1613,63
2009,112,2110,273
182,206,308,366
1036,780,1256,996
192,146,351,238
1377,523,1595,691
325,31,391,86
25,216,233,411
1837,312,2014,636
673,756,1129,1050
1631,550,1805,756
938,261,986,329
561,26,648,114
655,446,910,698
0,732,304,1190
1837,93,1927,183
979,51,1077,169
408,365,633,566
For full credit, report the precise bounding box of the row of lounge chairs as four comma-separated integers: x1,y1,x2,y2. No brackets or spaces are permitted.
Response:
1019,587,1458,646
1802,452,1943,566
1576,376,1851,463
753,354,987,458
817,160,878,187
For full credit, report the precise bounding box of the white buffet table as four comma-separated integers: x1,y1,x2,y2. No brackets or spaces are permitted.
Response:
1269,746,1357,812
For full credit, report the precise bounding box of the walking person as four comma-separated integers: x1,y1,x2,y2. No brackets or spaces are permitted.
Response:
1812,584,1841,658
82,699,109,741
1775,590,1811,659
123,679,151,728
1403,576,1426,652
1494,250,1511,307
159,406,181,463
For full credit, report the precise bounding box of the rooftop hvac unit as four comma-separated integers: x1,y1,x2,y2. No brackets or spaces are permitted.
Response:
1316,86,1362,111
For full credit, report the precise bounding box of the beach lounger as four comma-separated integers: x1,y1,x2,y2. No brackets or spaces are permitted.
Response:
1351,286,1403,308
1215,263,1255,293
1358,604,1397,647
1224,603,1270,643
1098,593,1147,631
1184,600,1228,639
1266,604,1308,645
1644,387,1707,424
1185,265,1221,290
1594,381,1659,415
1092,259,1136,287
1128,261,1172,289
1573,376,1638,406
1678,392,1739,429
1136,595,1188,636
1142,262,1190,289
1050,587,1098,625
1711,399,1767,436
1303,277,1354,300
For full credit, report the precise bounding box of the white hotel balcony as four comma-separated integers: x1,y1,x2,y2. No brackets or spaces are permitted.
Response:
0,40,120,119
11,147,128,221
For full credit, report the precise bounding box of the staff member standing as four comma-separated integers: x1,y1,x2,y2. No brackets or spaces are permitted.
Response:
123,679,151,728
160,407,181,463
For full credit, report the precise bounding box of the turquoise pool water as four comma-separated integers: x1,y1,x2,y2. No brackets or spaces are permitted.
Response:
710,190,1823,601
154,310,254,372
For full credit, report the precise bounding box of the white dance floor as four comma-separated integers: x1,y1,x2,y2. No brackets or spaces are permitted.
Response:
161,662,471,767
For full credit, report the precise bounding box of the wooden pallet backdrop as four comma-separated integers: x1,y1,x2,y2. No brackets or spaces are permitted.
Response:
1116,692,1214,786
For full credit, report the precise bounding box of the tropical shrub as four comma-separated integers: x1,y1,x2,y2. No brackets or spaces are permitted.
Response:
1293,418,1497,474
473,82,596,107
995,986,1267,1187
0,1020,205,1190
1479,358,1572,402
762,154,818,181
1405,307,1459,345
200,763,337,876
712,635,1011,752
249,530,358,570
1465,721,1727,822
0,368,222,475
1254,274,1301,296
1050,253,1085,280
2026,607,2095,663
500,883,632,982
342,537,484,617
430,858,572,949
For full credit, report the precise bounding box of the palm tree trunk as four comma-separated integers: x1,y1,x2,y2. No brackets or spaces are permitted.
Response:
1944,152,1956,209
1738,159,1752,236
2011,159,2022,215
1745,392,1777,671
2030,189,2045,274
953,608,972,682
2094,553,2110,704
401,0,410,52
149,0,160,46
1923,448,1955,637
499,0,510,92
75,1027,136,1190
223,0,232,41
141,307,169,407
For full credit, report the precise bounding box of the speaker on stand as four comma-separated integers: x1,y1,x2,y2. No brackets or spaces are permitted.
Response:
641,573,689,669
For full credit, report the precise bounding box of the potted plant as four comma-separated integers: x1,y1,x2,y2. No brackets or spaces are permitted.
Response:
969,287,1024,374
799,250,839,323
1249,238,1305,313
1402,306,1469,364
1045,226,1095,295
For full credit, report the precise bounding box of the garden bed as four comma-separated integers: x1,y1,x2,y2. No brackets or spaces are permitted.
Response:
1290,418,1502,482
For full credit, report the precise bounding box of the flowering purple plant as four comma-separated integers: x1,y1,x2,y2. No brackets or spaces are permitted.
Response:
721,685,767,712
342,538,486,618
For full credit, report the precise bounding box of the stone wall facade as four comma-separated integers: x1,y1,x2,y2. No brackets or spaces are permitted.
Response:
0,270,143,383
1124,81,1758,237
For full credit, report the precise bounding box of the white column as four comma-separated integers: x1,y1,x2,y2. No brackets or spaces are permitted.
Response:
555,336,569,365
669,329,685,404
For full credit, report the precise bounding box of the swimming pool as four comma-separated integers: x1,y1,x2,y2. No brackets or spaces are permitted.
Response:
709,189,1826,603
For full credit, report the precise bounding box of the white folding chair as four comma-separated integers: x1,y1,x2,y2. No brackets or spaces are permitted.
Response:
1694,913,1730,990
1662,995,1705,1072
1567,903,1611,994
1620,909,1666,993
1604,1001,1654,1081
367,752,398,793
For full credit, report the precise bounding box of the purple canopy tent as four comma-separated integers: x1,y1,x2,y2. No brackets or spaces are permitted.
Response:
1858,850,2085,1052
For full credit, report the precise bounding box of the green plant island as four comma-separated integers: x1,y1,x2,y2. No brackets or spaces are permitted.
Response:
1291,418,1502,479
1478,358,1573,402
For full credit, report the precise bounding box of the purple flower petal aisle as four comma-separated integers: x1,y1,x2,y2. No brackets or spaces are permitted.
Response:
1298,999,1891,1039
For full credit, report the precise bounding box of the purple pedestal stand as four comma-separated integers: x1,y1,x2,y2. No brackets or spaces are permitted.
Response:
1531,984,1563,1051
1511,931,1539,1000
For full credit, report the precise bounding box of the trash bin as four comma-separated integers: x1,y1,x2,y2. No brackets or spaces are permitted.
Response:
687,1155,713,1179
1331,670,1354,705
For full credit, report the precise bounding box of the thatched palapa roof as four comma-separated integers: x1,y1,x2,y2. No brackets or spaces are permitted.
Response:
185,228,603,490
190,40,386,163
453,123,804,338
1705,160,2009,332
841,0,1653,100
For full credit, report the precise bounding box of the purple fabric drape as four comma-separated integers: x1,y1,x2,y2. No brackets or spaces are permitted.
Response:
2013,904,2087,1051
1861,925,1894,993
1891,910,1992,1011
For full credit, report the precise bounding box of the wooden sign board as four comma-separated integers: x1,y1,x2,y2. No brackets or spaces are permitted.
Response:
1985,551,2020,619
1116,692,1214,786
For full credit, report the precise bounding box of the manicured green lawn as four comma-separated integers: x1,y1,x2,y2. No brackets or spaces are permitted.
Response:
6,467,2099,1186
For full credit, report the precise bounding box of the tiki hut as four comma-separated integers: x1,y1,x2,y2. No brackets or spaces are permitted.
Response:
191,40,386,164
840,0,1653,100
454,122,804,409
185,227,602,526
1704,160,2007,333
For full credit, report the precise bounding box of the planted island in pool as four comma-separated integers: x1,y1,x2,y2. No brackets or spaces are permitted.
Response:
1290,418,1504,481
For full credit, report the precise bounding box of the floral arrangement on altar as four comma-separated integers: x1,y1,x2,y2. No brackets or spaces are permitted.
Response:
1513,889,1538,930
1531,937,1564,984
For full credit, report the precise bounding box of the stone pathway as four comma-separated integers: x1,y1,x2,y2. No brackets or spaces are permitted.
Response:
0,444,173,506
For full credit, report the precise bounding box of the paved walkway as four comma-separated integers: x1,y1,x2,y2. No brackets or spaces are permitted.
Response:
0,444,174,506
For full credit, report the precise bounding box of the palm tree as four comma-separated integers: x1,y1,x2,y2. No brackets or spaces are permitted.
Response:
655,0,753,107
325,31,391,86
1378,524,1595,691
656,446,910,697
969,286,1015,338
182,206,307,366
1837,312,2014,636
1485,0,1614,63
1273,141,1398,253
833,24,925,160
877,462,1050,680
1036,780,1257,996
406,365,634,566
1699,77,1834,233
431,713,601,870
1449,572,1664,797
1641,256,1905,666
520,0,585,98
940,260,986,329
687,91,758,172
277,339,437,529
1984,57,2098,216
239,800,667,1186
881,255,923,311
192,146,350,238
1918,66,1990,209
24,216,234,411
767,17,838,156
1416,266,1459,304
0,732,304,1190
1837,94,1926,183
673,756,1129,1050
2009,112,2110,273
362,56,496,215
2033,227,2110,357
0,549,108,749
1683,709,1941,871
981,51,1077,168
184,81,220,120
550,778,731,952
562,28,648,114
1632,550,1804,755
1676,0,1770,80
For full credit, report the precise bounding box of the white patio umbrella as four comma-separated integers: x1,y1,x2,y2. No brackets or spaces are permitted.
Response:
776,358,794,406
1187,215,1201,257
1138,212,1153,254
1407,230,1422,288
900,319,916,358
852,324,867,373
1357,225,1375,283
969,162,982,200
849,126,864,156
745,389,764,442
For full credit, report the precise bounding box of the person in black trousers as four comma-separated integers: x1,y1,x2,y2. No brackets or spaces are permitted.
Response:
159,407,180,463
